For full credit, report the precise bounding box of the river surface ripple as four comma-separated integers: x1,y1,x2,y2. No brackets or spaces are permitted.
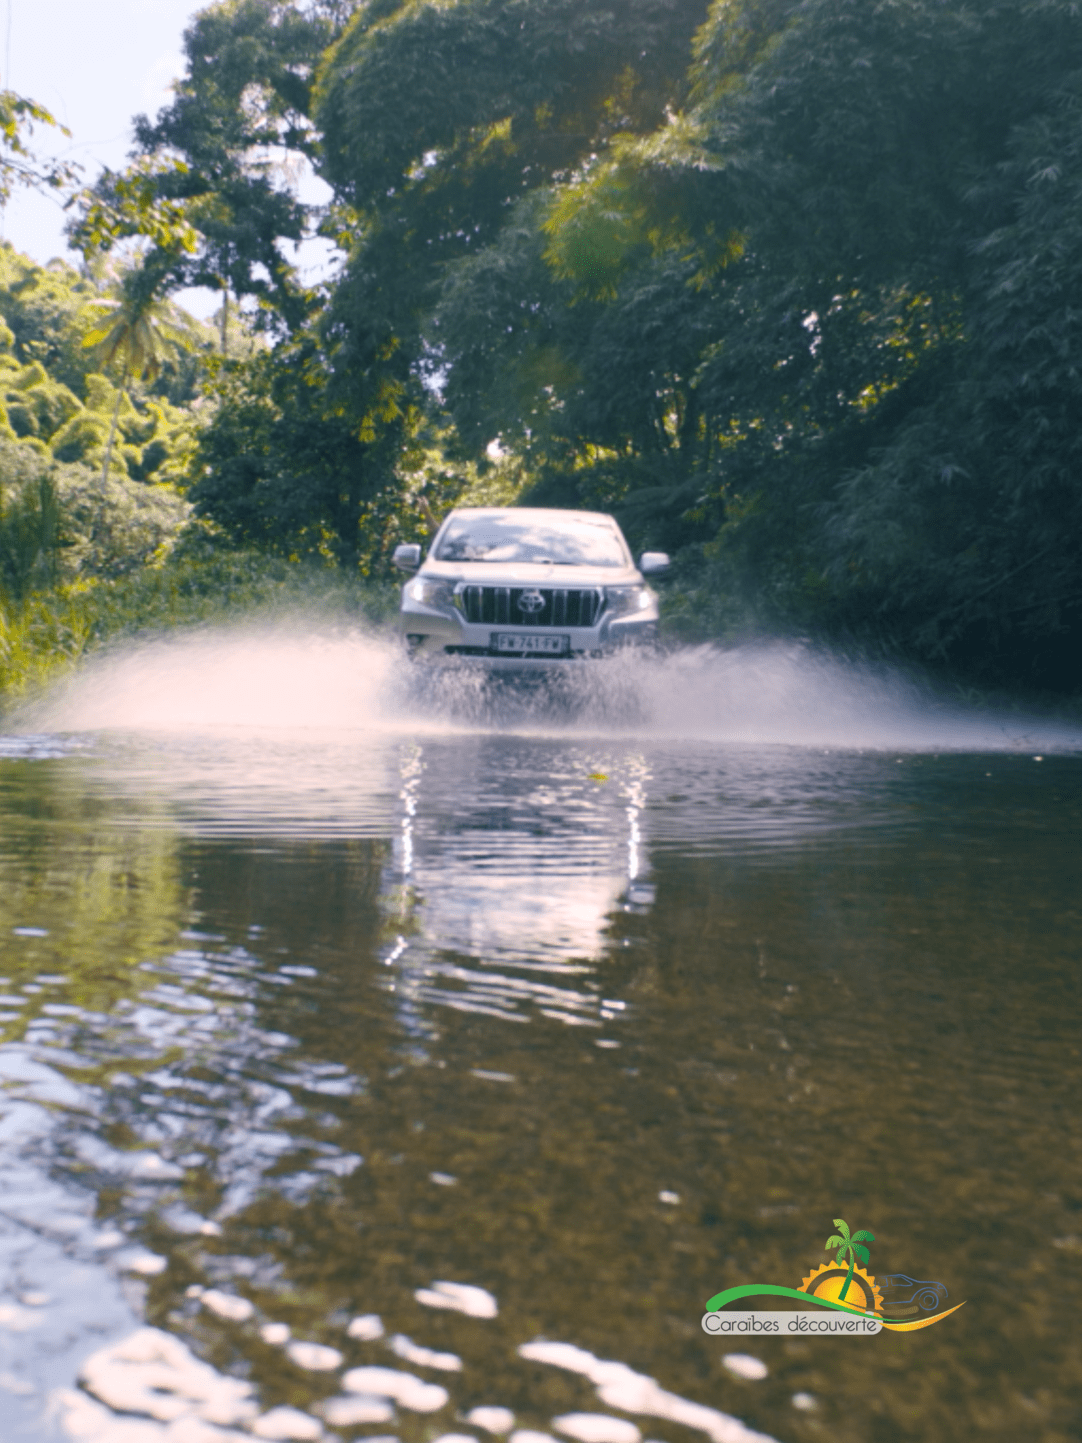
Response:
0,644,1080,1443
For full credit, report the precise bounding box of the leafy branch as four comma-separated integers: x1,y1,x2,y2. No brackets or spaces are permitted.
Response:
67,157,199,258
0,88,78,204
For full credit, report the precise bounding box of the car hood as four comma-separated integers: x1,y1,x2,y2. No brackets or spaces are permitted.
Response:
418,561,643,588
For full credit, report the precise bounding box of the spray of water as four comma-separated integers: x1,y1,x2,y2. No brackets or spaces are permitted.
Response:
12,621,1080,752
24,625,406,735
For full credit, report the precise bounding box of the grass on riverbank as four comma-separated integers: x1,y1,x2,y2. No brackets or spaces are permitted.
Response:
0,550,398,714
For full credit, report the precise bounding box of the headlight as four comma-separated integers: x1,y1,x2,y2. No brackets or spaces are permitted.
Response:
405,576,458,609
605,585,654,617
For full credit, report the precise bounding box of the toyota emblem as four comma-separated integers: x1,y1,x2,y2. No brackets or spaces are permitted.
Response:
517,590,545,614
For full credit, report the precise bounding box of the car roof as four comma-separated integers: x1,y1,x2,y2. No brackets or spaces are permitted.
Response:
443,507,619,529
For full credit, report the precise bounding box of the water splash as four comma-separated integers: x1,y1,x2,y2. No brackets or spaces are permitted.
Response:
21,625,406,735
11,624,1080,752
624,642,1079,751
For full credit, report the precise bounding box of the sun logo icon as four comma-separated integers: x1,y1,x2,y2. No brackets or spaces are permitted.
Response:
799,1217,884,1314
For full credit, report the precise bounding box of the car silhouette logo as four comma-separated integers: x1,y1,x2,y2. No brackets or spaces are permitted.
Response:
517,590,545,614
879,1274,948,1311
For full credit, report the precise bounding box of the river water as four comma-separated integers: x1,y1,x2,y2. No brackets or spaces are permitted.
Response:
0,629,1079,1443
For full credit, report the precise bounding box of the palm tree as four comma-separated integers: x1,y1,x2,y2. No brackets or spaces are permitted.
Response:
82,259,193,490
824,1218,875,1303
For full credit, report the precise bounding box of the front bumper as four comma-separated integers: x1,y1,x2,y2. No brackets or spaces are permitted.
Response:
399,598,657,662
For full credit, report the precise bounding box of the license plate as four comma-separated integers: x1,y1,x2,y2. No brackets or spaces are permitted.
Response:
493,632,569,655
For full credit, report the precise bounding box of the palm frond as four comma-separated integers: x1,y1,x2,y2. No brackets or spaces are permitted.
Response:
80,288,194,384
832,1218,851,1240
854,1244,869,1264
82,317,124,348
824,1234,845,1251
852,1230,875,1243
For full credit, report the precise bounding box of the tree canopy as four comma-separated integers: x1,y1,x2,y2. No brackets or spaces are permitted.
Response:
114,0,1082,686
127,0,341,330
406,0,1082,679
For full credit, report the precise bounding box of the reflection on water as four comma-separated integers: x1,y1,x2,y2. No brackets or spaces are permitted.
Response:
0,633,1080,1441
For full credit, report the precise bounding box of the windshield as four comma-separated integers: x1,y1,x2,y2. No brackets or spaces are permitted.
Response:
434,514,628,567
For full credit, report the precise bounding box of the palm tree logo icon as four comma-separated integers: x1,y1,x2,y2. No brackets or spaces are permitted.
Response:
799,1217,884,1313
825,1219,875,1302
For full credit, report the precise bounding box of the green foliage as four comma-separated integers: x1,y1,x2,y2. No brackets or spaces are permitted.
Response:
0,245,206,493
404,0,1082,685
0,438,191,581
1,358,81,440
14,0,1080,692
80,256,200,485
0,355,200,488
83,280,193,388
0,244,216,406
69,157,199,258
0,586,93,700
680,0,1082,681
190,339,416,569
129,0,338,332
312,0,711,490
56,465,191,579
0,246,104,394
315,0,708,207
0,85,76,204
0,243,201,679
0,469,63,602
434,210,727,552
188,340,520,570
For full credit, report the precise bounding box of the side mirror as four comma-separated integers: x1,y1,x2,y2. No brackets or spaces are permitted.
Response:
639,551,671,577
393,543,422,572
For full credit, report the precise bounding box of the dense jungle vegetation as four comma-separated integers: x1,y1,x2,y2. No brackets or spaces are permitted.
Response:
2,0,1081,701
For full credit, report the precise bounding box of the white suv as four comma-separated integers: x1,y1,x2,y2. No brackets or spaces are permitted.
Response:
394,507,668,665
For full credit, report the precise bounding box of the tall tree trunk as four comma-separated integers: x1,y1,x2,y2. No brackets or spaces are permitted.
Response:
678,386,700,464
220,281,229,354
95,371,129,545
99,378,127,490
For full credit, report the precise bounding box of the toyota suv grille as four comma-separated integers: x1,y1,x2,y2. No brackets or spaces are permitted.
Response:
460,586,604,628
